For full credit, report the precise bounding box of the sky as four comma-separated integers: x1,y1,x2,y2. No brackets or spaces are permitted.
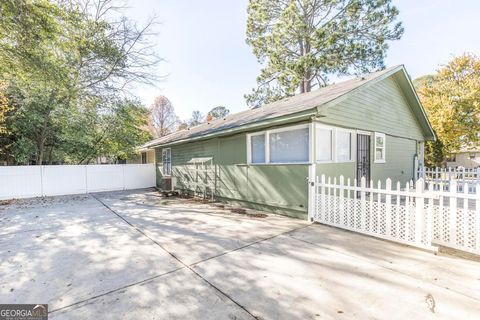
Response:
126,0,480,121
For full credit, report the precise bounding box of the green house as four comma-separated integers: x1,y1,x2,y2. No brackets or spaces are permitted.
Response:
143,65,435,219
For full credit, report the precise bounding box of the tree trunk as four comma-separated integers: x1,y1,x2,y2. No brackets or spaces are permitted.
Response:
36,90,57,165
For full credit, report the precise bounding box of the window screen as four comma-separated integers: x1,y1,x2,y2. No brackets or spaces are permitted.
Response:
316,128,332,161
269,128,309,163
251,134,266,163
336,131,352,162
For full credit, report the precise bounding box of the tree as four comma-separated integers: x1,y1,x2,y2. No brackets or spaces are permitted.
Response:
245,0,404,107
148,95,178,138
60,98,151,164
415,54,480,166
0,83,12,134
207,106,230,120
0,0,162,164
188,110,204,127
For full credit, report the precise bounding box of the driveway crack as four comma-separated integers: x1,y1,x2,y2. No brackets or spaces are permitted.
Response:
90,194,260,320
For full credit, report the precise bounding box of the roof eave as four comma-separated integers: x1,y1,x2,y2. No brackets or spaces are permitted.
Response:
149,109,319,148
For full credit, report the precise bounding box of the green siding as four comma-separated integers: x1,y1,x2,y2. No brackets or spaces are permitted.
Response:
153,74,427,218
156,126,309,218
371,135,417,184
321,76,425,140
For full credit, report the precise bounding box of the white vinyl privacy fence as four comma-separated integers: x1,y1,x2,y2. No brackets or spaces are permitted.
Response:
312,175,480,255
0,164,155,200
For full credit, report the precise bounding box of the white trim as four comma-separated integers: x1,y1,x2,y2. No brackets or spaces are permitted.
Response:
308,122,315,164
374,132,386,163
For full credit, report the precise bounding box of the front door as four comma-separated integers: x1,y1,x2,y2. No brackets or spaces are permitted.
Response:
356,134,371,186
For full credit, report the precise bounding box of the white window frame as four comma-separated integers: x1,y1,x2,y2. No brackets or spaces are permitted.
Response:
246,123,310,165
374,132,386,163
162,148,172,176
315,123,355,164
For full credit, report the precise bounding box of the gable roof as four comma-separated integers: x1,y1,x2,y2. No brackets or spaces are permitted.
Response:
144,65,434,148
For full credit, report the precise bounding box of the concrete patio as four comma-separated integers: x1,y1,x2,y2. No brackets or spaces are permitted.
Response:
0,189,479,319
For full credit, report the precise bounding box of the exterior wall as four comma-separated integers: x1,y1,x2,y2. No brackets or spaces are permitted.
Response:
153,75,428,217
128,150,155,164
371,135,417,183
313,75,423,185
155,125,309,218
446,152,480,169
315,134,417,185
320,76,425,141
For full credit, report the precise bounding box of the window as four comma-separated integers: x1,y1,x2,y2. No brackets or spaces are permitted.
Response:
336,130,353,162
141,152,147,164
247,124,310,164
251,134,266,163
162,148,171,176
315,124,354,163
269,127,309,163
316,128,333,162
374,132,386,163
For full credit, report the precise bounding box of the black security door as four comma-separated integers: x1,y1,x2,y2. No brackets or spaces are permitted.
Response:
356,134,371,186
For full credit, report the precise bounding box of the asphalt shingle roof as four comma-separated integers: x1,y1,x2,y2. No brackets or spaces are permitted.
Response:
144,66,401,148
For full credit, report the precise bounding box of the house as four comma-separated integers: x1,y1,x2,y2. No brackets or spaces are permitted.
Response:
446,148,480,169
126,148,156,164
142,65,435,218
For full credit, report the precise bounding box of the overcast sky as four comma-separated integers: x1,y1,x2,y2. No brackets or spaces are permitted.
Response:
126,0,480,120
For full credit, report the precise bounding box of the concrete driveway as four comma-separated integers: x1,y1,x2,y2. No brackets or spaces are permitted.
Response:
0,189,479,319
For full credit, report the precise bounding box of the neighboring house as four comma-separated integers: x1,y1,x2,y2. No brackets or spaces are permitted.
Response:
446,148,480,169
142,65,435,218
126,148,156,164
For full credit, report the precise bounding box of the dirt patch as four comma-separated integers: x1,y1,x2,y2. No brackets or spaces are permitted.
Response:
230,208,247,214
229,208,267,218
246,213,268,218
0,199,14,206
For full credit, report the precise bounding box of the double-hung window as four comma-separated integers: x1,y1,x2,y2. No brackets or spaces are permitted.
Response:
374,132,386,163
162,148,172,176
247,124,310,164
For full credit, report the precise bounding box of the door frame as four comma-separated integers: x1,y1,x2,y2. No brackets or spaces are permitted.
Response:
356,132,371,186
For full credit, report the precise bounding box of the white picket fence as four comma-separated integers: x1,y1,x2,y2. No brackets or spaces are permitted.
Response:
418,167,480,193
0,164,156,200
312,175,480,255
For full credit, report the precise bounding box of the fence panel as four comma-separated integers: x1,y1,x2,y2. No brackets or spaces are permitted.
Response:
124,164,156,190
43,165,87,196
314,174,480,255
0,164,155,200
0,166,42,199
86,165,124,192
